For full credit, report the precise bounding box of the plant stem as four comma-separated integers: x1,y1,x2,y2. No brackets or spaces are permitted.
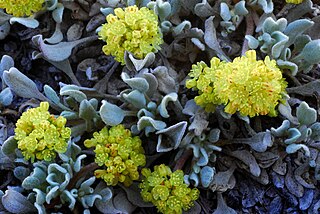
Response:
173,149,192,171
241,12,255,56
66,162,99,190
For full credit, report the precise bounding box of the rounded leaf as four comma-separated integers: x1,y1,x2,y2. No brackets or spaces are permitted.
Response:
200,166,215,188
2,189,37,213
99,100,125,126
3,68,45,100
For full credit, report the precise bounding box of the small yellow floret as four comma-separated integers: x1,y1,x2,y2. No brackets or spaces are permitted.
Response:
286,0,304,4
139,164,200,214
98,5,163,64
0,0,45,17
84,125,146,187
186,50,288,117
14,102,71,162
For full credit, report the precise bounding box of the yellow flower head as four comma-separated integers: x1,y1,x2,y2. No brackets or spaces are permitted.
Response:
14,102,71,162
84,125,146,187
0,0,45,17
286,0,304,4
186,50,288,117
98,5,163,64
139,164,200,214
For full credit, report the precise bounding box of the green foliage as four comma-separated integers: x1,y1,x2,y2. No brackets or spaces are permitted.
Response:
139,164,200,214
14,102,71,162
84,125,146,187
271,101,320,157
21,141,112,213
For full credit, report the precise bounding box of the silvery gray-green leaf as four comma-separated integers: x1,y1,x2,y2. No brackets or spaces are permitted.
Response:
151,66,177,93
286,144,310,156
3,68,46,100
32,34,97,62
2,189,37,214
213,192,237,214
121,72,150,93
194,0,215,18
157,92,177,118
296,101,317,126
9,17,39,28
122,90,147,109
0,88,13,106
0,22,10,40
124,52,155,71
137,116,166,132
99,100,125,126
156,121,187,152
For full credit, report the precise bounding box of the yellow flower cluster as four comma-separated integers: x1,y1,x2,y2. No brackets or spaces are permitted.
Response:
84,125,146,187
15,102,71,162
0,0,44,17
286,0,304,4
186,50,288,117
140,164,200,214
98,5,163,64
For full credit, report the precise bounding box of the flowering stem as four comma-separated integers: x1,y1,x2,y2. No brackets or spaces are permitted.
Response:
66,162,99,190
173,149,193,171
94,61,120,94
241,12,255,56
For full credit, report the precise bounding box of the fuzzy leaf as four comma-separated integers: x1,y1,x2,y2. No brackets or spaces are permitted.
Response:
231,150,261,177
157,92,178,118
124,52,155,71
1,136,17,156
137,116,166,131
220,3,231,21
245,35,259,49
9,17,39,28
299,39,320,65
152,66,177,93
113,191,136,214
283,19,314,46
0,88,12,106
204,16,229,61
284,128,301,144
194,0,214,18
310,122,320,141
100,100,125,126
14,166,30,182
172,20,191,35
121,72,149,93
32,35,96,62
121,183,153,207
200,166,215,188
44,85,60,104
156,121,187,152
2,189,37,213
0,55,14,77
213,193,237,214
3,68,45,100
44,23,63,44
263,17,287,34
0,22,10,40
296,101,317,126
232,131,272,152
52,3,64,23
234,1,248,16
286,144,310,156
122,90,146,109
271,120,290,137
277,59,298,76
